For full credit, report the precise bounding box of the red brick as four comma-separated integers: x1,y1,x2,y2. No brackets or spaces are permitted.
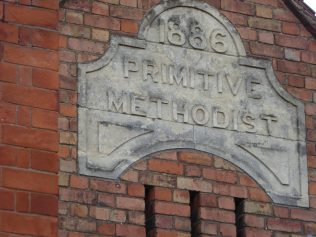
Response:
4,44,58,70
16,192,29,212
5,4,58,29
308,155,316,168
287,75,305,87
92,1,109,15
128,183,145,197
154,229,190,237
195,193,217,208
32,68,59,90
218,196,235,210
0,190,14,210
237,27,257,40
248,188,270,202
199,207,235,223
3,125,58,152
16,149,30,168
250,42,283,58
307,130,316,141
116,224,145,236
128,211,145,225
221,0,255,15
68,38,104,54
275,34,307,49
153,215,173,229
196,221,217,235
148,159,183,175
287,87,312,101
309,41,316,52
98,223,115,235
278,60,310,76
239,174,257,187
31,193,58,216
310,182,316,195
70,175,89,189
273,9,298,22
17,106,30,126
32,0,59,10
19,27,32,46
185,165,201,177
291,208,316,222
0,146,17,166
64,0,91,12
273,206,289,218
0,22,19,43
110,5,143,20
0,103,16,125
0,2,3,20
2,84,57,110
84,14,120,30
154,201,190,217
267,218,302,232
282,22,300,35
229,185,248,198
32,109,58,130
243,214,265,228
98,193,115,207
32,29,59,50
174,217,190,232
258,31,274,44
0,62,17,83
0,211,57,236
121,19,138,33
149,186,172,201
219,223,236,237
248,17,281,32
302,51,316,65
247,0,279,7
31,150,59,173
91,179,126,193
19,66,32,86
3,168,58,194
305,223,316,234
120,0,137,7
202,168,237,184
120,169,139,182
243,227,272,237
117,196,144,211
222,11,247,26
178,151,213,166
173,189,190,204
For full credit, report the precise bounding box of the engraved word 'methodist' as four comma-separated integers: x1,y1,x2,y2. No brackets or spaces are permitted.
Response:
105,55,277,136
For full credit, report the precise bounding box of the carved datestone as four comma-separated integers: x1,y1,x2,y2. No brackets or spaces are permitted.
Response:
78,0,309,207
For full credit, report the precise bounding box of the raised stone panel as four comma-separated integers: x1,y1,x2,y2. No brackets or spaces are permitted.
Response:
78,0,308,207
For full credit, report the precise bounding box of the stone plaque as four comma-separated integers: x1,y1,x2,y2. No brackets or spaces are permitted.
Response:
78,0,308,207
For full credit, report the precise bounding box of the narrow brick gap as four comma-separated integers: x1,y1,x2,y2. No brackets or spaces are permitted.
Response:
190,191,199,237
235,198,244,237
145,185,153,237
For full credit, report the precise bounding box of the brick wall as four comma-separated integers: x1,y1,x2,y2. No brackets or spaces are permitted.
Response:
57,0,316,236
0,0,60,236
1,0,316,236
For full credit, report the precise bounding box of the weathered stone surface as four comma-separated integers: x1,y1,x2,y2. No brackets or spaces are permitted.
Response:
78,0,308,207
